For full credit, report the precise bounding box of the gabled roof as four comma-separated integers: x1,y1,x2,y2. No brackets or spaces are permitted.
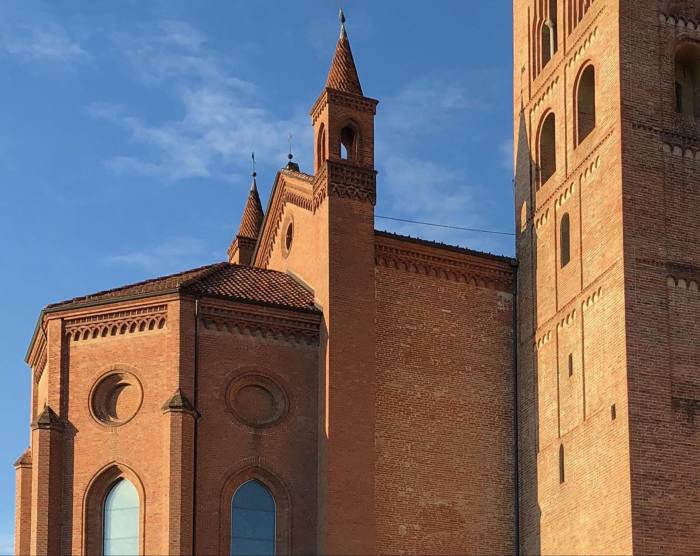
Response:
325,30,363,95
47,262,319,313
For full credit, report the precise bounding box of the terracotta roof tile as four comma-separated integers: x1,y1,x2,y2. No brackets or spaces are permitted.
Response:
48,263,319,313
237,179,264,239
325,35,363,95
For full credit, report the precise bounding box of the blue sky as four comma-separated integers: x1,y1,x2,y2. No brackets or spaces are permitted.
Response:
0,1,513,549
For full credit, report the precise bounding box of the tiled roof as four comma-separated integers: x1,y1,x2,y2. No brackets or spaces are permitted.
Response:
48,263,319,313
237,179,264,239
325,35,363,95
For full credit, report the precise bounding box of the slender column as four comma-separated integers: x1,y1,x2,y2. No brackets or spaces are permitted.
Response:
29,406,64,556
14,449,32,556
162,389,198,555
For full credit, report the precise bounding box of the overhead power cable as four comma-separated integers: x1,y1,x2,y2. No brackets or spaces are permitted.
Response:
375,215,516,237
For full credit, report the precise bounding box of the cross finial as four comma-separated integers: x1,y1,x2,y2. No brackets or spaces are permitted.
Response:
339,8,347,39
287,132,294,161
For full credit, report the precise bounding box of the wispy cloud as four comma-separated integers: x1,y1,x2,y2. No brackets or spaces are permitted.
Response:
104,237,210,271
380,74,488,137
90,21,309,182
374,76,502,250
0,22,87,63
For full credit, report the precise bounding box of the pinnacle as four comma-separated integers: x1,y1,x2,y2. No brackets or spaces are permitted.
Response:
325,11,363,95
237,176,264,239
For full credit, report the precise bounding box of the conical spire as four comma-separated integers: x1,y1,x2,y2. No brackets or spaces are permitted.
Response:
325,9,363,95
237,173,264,239
237,154,264,239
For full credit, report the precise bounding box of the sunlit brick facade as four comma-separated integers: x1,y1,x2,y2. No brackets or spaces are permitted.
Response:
15,2,700,554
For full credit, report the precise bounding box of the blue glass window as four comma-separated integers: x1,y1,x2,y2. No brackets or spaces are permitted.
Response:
231,480,275,556
103,479,139,556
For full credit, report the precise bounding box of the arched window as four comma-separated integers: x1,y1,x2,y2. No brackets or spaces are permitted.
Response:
340,125,358,161
675,43,700,117
568,0,593,34
538,112,556,186
576,65,596,145
103,479,139,556
316,123,326,170
559,444,565,483
541,21,553,68
560,213,571,268
231,480,275,556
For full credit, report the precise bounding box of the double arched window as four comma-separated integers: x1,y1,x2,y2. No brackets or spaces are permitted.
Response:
231,480,276,555
534,0,558,76
103,479,140,556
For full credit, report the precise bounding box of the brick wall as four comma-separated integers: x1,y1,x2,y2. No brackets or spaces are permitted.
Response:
515,0,635,553
374,236,515,554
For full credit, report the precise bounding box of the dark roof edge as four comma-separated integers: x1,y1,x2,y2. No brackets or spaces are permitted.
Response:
24,287,181,364
374,229,516,265
24,282,322,366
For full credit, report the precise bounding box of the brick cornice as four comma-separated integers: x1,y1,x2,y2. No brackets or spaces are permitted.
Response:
65,304,168,343
309,88,378,123
199,300,321,345
375,235,513,292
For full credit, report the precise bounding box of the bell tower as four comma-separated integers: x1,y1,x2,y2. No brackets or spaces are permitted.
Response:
515,0,700,554
311,10,376,175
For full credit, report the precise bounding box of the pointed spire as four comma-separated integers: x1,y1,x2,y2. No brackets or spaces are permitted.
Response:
325,9,363,95
237,153,264,239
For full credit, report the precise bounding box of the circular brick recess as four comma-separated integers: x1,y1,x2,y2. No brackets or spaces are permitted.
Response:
90,371,143,426
227,374,287,428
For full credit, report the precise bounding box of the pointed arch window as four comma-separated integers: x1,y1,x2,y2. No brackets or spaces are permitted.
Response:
316,123,327,171
560,213,571,268
538,112,556,187
576,65,596,145
103,479,139,556
541,21,553,68
675,43,700,117
231,480,275,556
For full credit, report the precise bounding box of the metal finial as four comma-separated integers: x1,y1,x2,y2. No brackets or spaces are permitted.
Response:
339,8,347,39
250,151,257,191
285,132,299,171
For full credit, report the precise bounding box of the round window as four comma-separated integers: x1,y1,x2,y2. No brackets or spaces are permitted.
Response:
90,371,143,426
227,374,288,428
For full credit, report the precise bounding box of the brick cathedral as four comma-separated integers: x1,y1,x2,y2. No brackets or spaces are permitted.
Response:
14,1,700,554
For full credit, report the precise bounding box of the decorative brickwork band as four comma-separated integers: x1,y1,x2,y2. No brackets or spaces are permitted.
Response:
65,305,167,342
200,303,321,345
375,238,513,292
